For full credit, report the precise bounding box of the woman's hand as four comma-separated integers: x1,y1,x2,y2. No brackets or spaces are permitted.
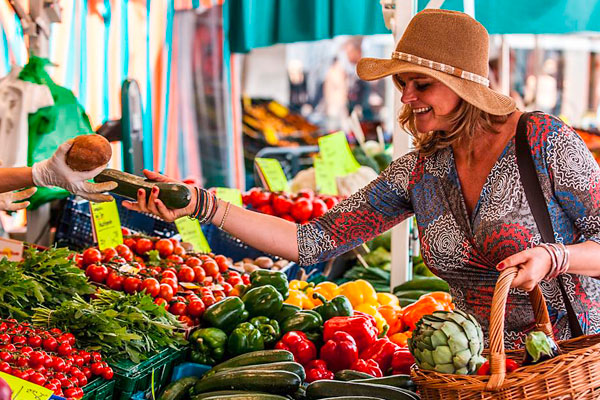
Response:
121,170,197,222
496,247,552,291
0,187,37,211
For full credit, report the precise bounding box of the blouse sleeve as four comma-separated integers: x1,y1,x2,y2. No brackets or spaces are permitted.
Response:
540,115,600,245
296,151,418,266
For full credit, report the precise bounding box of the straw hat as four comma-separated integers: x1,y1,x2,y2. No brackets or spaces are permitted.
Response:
357,9,515,115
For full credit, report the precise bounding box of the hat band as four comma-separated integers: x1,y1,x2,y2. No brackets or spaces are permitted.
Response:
391,51,490,87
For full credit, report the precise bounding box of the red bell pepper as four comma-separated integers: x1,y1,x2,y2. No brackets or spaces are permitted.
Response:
360,337,400,373
391,348,415,375
305,359,334,382
323,314,378,352
476,358,520,376
320,331,359,372
350,358,383,377
274,331,317,366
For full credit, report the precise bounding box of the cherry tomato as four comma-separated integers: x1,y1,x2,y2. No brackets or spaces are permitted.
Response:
296,189,315,200
214,255,230,273
135,238,154,255
82,248,102,266
51,357,66,372
106,272,125,291
185,257,201,268
186,300,205,318
291,198,313,222
121,227,131,236
158,284,174,302
311,198,328,219
221,282,233,295
202,261,219,278
124,238,137,249
102,366,114,380
85,264,109,283
28,372,46,386
155,239,174,258
43,337,58,352
11,335,26,345
201,295,217,307
160,278,179,292
57,343,72,357
81,367,92,379
0,361,10,373
167,255,184,264
256,204,274,215
28,351,45,368
154,297,169,309
74,254,84,268
59,333,76,346
140,278,160,297
90,362,104,376
323,196,339,209
178,315,193,326
115,244,134,262
169,302,187,316
192,267,206,283
27,335,42,348
0,352,12,362
90,352,103,363
177,266,195,282
161,270,178,280
272,194,293,215
123,277,142,294
250,189,271,207
174,246,186,256
102,247,118,262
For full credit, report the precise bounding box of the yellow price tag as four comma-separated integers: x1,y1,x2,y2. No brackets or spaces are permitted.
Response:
313,155,338,195
0,371,53,400
318,131,361,176
90,199,124,251
255,158,289,192
215,188,243,207
175,217,211,253
180,282,202,290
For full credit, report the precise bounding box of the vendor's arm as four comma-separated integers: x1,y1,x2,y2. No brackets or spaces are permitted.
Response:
0,167,34,193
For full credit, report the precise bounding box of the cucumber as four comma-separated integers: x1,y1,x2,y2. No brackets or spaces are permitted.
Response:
95,168,192,209
392,276,449,293
354,375,416,391
201,395,289,400
209,350,294,375
214,361,305,382
398,298,417,307
193,370,301,395
158,376,199,400
334,370,374,381
305,381,418,400
394,290,430,300
191,391,262,400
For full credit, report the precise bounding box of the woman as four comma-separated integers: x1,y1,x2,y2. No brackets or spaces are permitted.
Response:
123,9,600,348
0,139,116,210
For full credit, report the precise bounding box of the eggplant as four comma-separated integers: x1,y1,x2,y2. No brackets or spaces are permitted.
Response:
523,331,561,365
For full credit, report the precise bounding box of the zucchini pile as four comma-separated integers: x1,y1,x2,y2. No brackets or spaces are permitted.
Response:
393,275,449,307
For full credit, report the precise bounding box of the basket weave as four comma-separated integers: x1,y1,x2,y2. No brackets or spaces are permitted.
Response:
411,266,600,400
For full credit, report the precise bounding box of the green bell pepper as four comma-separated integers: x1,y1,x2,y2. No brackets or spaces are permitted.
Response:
227,322,265,356
281,309,323,343
250,316,281,345
312,293,353,321
202,297,249,333
189,327,227,366
242,284,283,318
250,270,289,299
274,303,301,324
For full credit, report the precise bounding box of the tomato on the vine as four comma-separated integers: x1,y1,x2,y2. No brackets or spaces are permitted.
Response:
102,247,118,262
169,302,187,316
167,255,184,265
57,343,72,357
178,315,193,326
135,238,154,255
106,272,125,291
123,277,142,294
155,239,174,258
192,267,206,283
185,257,201,268
186,300,205,317
43,337,58,352
174,246,186,256
177,266,195,282
115,244,133,262
82,248,102,266
140,278,160,297
85,264,109,283
202,261,219,278
162,270,177,280
158,284,174,302
214,255,230,273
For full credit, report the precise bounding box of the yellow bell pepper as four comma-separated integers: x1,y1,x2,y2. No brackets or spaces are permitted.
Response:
355,303,389,335
312,282,339,301
339,279,378,308
285,289,308,308
377,292,399,307
289,280,312,291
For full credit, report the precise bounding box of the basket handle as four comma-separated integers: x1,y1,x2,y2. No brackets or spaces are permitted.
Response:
485,266,554,391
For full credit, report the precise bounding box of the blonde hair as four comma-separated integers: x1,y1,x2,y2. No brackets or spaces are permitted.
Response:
398,100,509,156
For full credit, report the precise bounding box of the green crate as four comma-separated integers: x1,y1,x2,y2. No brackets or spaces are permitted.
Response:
109,347,187,400
82,377,115,400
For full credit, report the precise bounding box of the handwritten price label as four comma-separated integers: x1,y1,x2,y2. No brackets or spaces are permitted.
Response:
255,158,288,192
0,371,53,400
90,199,124,250
318,131,360,176
215,188,243,207
313,155,338,195
175,217,211,253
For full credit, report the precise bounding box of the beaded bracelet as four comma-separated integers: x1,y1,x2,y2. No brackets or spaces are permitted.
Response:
219,201,232,230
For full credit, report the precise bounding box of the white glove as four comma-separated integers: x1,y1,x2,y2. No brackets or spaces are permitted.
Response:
0,187,37,211
32,141,118,202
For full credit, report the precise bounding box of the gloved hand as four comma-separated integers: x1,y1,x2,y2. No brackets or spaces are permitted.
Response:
0,187,37,211
32,140,117,202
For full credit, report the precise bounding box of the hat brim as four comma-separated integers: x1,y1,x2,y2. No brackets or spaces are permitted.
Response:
357,57,515,116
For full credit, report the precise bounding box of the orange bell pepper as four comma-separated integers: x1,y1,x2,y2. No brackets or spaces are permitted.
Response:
419,291,454,309
376,292,399,307
389,331,412,347
402,296,448,331
377,305,404,336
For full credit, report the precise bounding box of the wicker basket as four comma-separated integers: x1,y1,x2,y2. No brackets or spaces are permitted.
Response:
411,266,600,400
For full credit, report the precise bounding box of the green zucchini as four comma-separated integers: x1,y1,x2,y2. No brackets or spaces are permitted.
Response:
158,376,199,400
213,361,305,382
334,370,374,381
95,168,192,209
201,395,289,400
354,375,416,391
191,391,262,400
193,370,301,395
392,276,449,293
209,350,294,375
305,381,418,400
398,298,417,307
393,290,431,300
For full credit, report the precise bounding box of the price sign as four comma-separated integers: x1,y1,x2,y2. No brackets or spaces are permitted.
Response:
255,158,288,192
90,199,124,250
215,188,243,207
0,371,53,400
0,237,24,261
313,155,338,195
175,217,211,253
318,131,361,176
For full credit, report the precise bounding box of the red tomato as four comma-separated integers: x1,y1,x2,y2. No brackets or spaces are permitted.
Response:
202,261,219,278
82,248,102,266
42,337,57,352
27,335,42,348
167,255,184,264
102,367,114,380
115,244,133,262
102,248,118,262
154,297,169,309
214,255,230,273
272,194,293,215
160,278,178,292
124,238,136,249
241,274,251,285
186,300,205,317
106,272,125,291
162,270,178,280
121,227,131,236
57,343,72,357
85,264,109,283
135,238,154,255
201,295,217,307
323,196,339,209
155,239,174,258
250,189,271,207
177,266,195,282
256,204,274,215
140,278,160,297
74,254,84,268
169,302,187,316
226,275,243,287
178,315,194,326
123,277,142,294
174,246,186,256
296,189,315,200
169,238,179,246
158,284,174,302
192,267,206,283
291,198,313,222
185,257,202,268
311,199,328,219
221,282,233,295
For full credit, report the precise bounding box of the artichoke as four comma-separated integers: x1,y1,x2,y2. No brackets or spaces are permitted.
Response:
408,309,486,375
